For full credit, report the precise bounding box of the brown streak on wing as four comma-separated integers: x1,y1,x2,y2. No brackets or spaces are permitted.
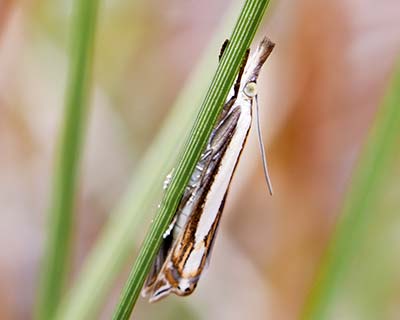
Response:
197,99,254,273
172,107,244,278
201,115,253,268
164,267,179,288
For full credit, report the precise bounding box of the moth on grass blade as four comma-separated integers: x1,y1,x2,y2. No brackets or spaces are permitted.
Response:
142,37,275,302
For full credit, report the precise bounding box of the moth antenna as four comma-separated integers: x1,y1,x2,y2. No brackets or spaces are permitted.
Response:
255,94,273,195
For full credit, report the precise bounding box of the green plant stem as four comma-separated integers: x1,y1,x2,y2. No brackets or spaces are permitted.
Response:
112,0,271,319
35,1,99,319
302,62,400,320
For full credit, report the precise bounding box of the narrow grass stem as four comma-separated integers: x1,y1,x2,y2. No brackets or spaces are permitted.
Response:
35,1,99,319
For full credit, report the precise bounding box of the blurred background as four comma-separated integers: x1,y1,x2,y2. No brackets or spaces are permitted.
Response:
1,0,400,319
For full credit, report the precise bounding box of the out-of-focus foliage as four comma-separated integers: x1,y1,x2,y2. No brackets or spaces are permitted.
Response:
303,62,400,320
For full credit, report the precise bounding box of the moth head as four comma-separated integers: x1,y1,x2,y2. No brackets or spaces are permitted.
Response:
243,81,257,98
176,279,197,296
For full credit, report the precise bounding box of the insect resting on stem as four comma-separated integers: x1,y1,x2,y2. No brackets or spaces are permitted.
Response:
142,36,275,302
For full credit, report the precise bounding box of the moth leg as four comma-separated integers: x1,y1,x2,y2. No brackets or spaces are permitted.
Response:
216,47,250,123
219,39,249,93
219,39,229,62
233,48,250,97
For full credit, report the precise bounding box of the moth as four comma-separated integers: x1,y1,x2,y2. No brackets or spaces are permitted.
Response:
142,37,275,302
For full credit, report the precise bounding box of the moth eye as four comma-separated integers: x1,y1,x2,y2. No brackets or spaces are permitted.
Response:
243,81,257,97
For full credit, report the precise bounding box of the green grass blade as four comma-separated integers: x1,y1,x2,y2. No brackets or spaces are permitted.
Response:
302,62,400,320
35,1,100,319
112,0,271,319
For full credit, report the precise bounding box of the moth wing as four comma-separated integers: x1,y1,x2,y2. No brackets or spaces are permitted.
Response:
146,232,201,303
204,192,228,268
151,110,241,298
209,107,241,156
144,107,242,302
145,185,212,302
142,154,213,299
141,225,174,297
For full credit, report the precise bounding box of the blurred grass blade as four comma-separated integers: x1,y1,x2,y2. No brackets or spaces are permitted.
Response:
302,62,400,320
112,0,271,319
35,1,100,319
